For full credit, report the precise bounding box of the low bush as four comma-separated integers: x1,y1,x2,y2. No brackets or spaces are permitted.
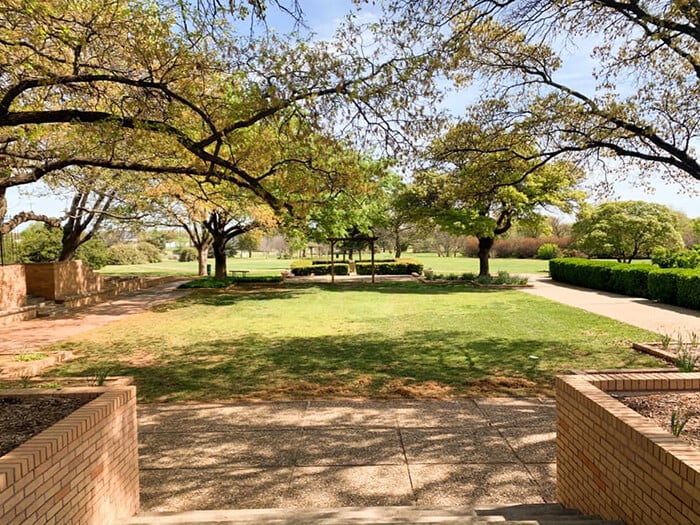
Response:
536,243,562,260
551,258,700,309
107,244,148,265
290,260,349,276
178,247,199,262
179,275,284,288
355,258,423,275
137,242,163,263
651,247,700,269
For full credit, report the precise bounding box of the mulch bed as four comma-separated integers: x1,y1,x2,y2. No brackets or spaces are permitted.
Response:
0,395,95,457
618,392,700,450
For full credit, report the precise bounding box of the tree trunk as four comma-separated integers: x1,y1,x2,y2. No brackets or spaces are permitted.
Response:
393,225,402,258
197,241,211,277
212,237,227,279
58,229,81,261
477,237,494,277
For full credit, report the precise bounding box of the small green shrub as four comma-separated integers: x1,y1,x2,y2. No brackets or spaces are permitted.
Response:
475,271,528,285
536,243,562,260
178,247,199,262
137,242,163,263
355,258,423,275
290,261,349,276
670,408,690,437
179,275,284,288
651,247,700,269
107,243,148,265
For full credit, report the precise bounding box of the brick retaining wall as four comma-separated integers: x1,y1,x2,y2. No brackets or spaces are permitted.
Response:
0,265,26,311
556,372,700,525
0,386,139,524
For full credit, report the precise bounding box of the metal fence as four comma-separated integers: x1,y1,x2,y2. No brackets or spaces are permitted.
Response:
0,231,20,265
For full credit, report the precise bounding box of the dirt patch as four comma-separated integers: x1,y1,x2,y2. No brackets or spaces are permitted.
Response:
0,394,96,456
618,391,700,450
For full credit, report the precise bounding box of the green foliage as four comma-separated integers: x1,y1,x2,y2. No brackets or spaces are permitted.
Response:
18,224,62,262
290,261,350,276
670,409,690,437
549,258,657,298
107,243,148,265
536,243,562,260
651,247,700,269
573,201,684,262
355,258,423,275
75,238,110,269
137,242,163,263
179,275,284,288
475,271,528,285
676,347,698,372
15,353,48,362
178,247,199,262
107,242,162,265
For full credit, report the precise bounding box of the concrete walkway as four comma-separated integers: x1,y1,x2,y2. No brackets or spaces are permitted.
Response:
136,398,556,512
521,274,700,335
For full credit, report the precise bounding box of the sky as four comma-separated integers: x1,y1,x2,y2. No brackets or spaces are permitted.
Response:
6,0,698,221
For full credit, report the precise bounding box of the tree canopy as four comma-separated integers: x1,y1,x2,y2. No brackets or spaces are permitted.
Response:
572,200,684,262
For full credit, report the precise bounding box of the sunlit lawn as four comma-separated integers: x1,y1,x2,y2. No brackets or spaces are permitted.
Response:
45,281,663,402
98,252,551,277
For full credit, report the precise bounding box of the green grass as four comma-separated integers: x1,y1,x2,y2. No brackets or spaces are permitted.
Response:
411,253,550,275
44,281,663,402
98,252,551,277
99,255,292,277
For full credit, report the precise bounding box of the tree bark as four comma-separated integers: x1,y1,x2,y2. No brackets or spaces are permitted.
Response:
477,236,494,277
197,239,212,276
212,237,227,279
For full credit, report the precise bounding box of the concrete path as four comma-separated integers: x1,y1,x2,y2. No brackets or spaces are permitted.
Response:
521,274,700,336
136,398,556,512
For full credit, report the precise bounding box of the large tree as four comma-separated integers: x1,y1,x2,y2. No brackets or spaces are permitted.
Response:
0,0,440,234
386,0,700,188
409,121,584,275
572,201,684,262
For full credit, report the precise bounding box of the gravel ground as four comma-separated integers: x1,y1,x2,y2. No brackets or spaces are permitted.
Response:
618,392,700,450
0,395,96,456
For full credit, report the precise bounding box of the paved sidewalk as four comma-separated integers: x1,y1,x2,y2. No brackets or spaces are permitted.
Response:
137,398,556,512
521,274,700,335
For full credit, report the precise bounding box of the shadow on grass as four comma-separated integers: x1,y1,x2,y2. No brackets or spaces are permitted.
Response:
153,281,503,311
52,329,579,402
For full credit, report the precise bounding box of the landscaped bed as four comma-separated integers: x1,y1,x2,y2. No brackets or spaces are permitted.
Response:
0,386,139,524
39,281,662,402
556,372,700,525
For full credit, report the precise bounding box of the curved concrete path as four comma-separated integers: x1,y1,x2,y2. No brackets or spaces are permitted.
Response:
521,274,700,335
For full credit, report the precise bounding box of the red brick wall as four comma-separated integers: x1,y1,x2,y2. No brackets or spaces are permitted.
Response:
557,372,700,525
0,265,26,311
25,261,104,300
0,387,140,525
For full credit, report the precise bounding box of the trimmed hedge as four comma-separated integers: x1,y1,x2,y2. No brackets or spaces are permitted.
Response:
355,258,423,275
550,258,700,310
179,275,284,288
290,260,349,276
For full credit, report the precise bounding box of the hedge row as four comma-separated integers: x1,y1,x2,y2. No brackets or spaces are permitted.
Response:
549,258,700,309
290,260,349,276
356,258,423,275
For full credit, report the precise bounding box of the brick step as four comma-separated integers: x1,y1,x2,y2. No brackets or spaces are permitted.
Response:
124,504,624,525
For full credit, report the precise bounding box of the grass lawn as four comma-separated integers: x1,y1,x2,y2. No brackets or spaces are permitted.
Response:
44,281,662,402
98,253,551,278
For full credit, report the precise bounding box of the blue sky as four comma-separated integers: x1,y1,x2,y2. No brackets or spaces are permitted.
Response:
6,0,698,220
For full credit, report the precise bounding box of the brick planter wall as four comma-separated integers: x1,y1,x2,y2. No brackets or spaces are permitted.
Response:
0,265,27,311
556,372,700,525
0,386,139,525
25,261,105,301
